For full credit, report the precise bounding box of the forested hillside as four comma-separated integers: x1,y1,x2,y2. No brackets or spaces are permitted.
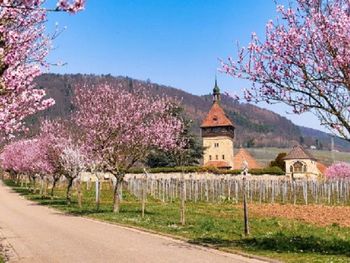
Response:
29,73,350,151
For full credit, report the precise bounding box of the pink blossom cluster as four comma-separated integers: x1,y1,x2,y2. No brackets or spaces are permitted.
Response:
74,84,185,172
39,119,87,178
0,138,54,176
0,5,54,137
0,0,85,13
59,145,86,179
0,0,84,139
325,162,350,179
222,0,350,140
0,119,87,179
56,0,85,13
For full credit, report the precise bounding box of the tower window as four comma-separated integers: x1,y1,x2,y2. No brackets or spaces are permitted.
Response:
214,143,219,148
215,155,218,160
222,155,225,160
209,155,212,161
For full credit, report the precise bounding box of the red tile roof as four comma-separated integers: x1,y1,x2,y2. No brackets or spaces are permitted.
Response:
317,162,327,175
233,148,263,169
204,161,231,168
284,145,316,160
200,102,234,128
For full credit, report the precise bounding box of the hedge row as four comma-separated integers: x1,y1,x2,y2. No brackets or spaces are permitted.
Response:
128,166,284,175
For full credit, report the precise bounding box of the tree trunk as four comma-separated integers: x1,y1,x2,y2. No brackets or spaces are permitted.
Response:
243,176,250,236
51,178,58,197
66,178,73,205
113,174,124,213
32,177,37,193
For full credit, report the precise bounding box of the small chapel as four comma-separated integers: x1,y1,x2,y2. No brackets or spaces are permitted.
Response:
200,80,262,170
284,145,327,178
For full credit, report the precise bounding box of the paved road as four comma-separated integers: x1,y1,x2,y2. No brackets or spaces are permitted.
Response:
0,182,266,263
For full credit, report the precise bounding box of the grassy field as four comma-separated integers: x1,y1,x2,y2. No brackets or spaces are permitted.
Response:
4,180,350,263
248,147,350,166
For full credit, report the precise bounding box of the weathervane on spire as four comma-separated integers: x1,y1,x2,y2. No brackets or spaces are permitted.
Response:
213,76,220,103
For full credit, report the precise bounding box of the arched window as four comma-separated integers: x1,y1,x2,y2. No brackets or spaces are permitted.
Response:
293,161,307,173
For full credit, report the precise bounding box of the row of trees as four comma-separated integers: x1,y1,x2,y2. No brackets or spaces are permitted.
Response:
0,84,186,212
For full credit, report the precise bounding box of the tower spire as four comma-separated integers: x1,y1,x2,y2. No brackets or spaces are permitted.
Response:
213,76,220,103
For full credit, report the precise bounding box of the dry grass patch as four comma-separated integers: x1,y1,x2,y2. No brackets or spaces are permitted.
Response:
246,203,350,227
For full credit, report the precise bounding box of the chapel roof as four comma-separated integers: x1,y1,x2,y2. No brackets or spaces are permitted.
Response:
233,148,263,169
316,162,328,175
283,145,317,160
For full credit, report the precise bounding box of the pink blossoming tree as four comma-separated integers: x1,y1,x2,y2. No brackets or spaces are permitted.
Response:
74,84,185,212
0,0,84,138
39,119,68,196
40,118,87,202
222,0,350,140
59,145,86,206
325,162,350,179
0,138,54,194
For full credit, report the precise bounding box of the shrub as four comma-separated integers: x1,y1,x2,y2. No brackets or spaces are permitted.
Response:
325,162,350,179
128,166,284,175
250,166,284,175
269,152,287,172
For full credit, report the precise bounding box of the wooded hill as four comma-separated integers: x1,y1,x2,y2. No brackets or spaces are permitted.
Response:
29,73,350,151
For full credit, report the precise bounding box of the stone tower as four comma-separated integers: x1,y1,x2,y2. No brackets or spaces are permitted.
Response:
201,79,235,169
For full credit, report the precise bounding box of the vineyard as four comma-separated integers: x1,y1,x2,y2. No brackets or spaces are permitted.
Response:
125,175,350,206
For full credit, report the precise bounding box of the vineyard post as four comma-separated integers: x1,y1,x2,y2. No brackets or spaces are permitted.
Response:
242,160,250,236
77,175,82,209
95,177,100,210
180,173,186,225
141,169,148,218
180,163,186,226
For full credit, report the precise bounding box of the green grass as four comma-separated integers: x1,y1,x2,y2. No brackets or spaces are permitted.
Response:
5,180,350,263
0,256,4,263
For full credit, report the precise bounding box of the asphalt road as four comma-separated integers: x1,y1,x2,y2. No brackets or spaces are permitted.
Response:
0,181,266,263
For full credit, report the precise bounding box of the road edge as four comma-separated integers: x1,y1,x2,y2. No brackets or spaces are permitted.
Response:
0,180,280,263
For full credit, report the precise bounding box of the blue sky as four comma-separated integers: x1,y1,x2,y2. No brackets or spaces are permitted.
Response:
46,0,326,132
